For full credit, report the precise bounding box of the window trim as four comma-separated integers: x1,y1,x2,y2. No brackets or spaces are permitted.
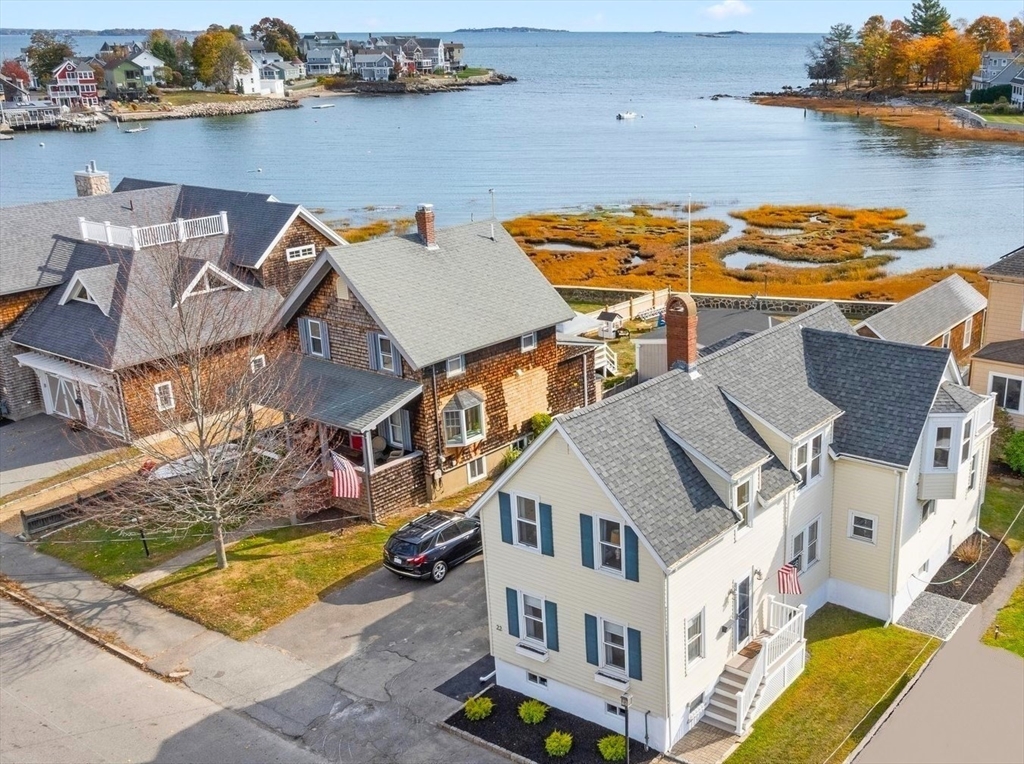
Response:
443,400,485,447
685,608,705,666
154,381,175,412
520,591,546,647
931,424,953,470
735,477,753,528
989,372,1024,415
794,432,824,488
599,616,629,677
595,516,624,576
70,282,97,305
306,318,326,358
285,243,317,263
511,492,541,552
386,410,404,449
968,452,979,492
921,500,936,524
446,354,465,378
527,672,548,688
605,702,627,718
941,331,950,349
962,315,973,350
377,334,397,374
467,455,486,484
791,516,821,573
960,419,972,464
521,332,538,353
249,354,267,373
849,511,878,545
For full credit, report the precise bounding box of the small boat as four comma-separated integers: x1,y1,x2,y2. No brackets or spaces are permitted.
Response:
616,111,637,120
124,126,149,133
311,103,335,110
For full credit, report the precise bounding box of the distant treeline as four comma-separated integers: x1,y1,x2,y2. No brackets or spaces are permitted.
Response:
0,28,201,36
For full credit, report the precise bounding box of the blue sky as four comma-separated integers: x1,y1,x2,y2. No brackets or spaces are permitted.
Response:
2,1,1021,34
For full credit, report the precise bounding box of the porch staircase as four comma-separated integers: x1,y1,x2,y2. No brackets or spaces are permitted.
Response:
703,654,763,733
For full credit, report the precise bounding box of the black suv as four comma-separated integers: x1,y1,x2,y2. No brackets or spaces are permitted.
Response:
383,511,482,582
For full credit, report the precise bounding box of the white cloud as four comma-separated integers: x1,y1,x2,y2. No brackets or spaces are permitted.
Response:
704,0,753,21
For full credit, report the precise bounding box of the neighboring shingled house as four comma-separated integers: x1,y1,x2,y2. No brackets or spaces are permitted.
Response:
970,245,1024,429
270,204,600,520
855,274,987,369
0,163,343,436
471,296,993,753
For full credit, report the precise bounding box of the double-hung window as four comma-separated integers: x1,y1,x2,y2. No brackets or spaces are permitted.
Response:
962,316,973,349
686,610,704,664
932,426,951,469
921,500,936,523
521,332,537,352
960,420,972,464
599,518,622,572
522,594,545,644
791,518,820,572
990,375,1022,414
377,336,396,373
968,453,979,491
387,411,404,449
515,495,539,549
446,355,465,377
850,512,876,543
304,318,326,357
249,354,267,373
602,619,627,673
735,479,752,527
154,381,175,412
795,433,823,487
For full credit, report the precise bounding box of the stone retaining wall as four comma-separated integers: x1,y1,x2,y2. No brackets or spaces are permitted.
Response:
116,99,300,122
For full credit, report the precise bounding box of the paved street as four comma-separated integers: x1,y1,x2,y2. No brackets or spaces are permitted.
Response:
0,598,328,764
0,415,116,498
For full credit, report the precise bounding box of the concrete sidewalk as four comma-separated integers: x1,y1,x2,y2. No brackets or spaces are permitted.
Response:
855,550,1024,764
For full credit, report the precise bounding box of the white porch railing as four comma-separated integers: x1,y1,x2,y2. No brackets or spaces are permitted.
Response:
594,343,619,376
735,597,806,734
78,212,229,251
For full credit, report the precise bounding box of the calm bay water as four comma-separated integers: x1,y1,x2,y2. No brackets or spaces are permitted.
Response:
1,31,1022,271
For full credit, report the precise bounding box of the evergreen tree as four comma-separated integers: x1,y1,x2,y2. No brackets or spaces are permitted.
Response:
905,0,951,37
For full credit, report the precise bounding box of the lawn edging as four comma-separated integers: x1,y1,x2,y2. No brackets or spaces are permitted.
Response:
839,648,940,764
438,719,538,764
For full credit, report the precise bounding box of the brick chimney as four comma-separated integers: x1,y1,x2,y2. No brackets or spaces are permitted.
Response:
74,160,111,197
665,293,699,372
415,203,437,249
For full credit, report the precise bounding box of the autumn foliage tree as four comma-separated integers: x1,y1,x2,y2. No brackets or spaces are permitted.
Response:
1,58,30,86
966,16,1011,53
250,17,301,60
25,31,75,84
191,25,249,89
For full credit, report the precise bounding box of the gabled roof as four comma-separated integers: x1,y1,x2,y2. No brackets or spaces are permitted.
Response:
58,264,119,316
931,382,989,415
980,245,1024,282
974,338,1024,366
856,275,987,346
633,308,772,347
277,221,575,370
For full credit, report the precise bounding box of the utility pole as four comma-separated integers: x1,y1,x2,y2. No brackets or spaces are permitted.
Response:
687,193,692,294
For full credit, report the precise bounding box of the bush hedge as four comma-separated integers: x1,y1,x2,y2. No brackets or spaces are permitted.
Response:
970,84,1012,104
464,695,495,721
518,698,549,724
597,734,628,762
545,730,573,757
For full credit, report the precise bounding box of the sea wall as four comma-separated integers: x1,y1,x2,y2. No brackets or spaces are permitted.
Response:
116,99,300,122
327,72,516,95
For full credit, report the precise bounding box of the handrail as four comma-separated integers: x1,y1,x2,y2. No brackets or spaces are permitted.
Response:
736,645,766,734
77,213,228,250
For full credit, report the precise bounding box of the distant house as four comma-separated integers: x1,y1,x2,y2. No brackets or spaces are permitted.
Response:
966,51,1024,100
0,73,31,103
103,58,146,97
855,274,987,372
130,50,167,86
353,52,394,81
299,32,344,56
306,48,345,76
1011,70,1024,111
47,59,99,109
381,36,447,73
0,164,345,431
261,60,305,82
444,41,466,71
970,246,1024,429
99,40,144,57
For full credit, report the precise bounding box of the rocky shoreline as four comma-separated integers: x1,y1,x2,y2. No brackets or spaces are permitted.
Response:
114,98,301,122
327,71,517,95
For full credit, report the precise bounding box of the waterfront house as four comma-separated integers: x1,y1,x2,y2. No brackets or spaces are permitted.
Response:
0,73,32,103
306,48,346,77
261,60,305,82
0,164,344,433
269,205,600,521
380,36,447,73
352,52,394,81
299,32,344,57
444,41,466,71
966,51,1024,100
1012,70,1024,110
855,274,987,374
471,294,993,753
47,59,98,109
103,58,146,98
970,245,1024,429
130,50,167,86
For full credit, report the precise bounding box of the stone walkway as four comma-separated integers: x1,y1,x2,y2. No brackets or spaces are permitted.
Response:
669,722,739,764
895,590,974,640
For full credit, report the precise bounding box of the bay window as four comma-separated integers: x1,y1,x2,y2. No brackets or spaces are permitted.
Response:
443,391,485,447
932,426,951,469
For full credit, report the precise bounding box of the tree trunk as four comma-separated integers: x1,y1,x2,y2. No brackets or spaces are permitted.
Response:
213,517,229,569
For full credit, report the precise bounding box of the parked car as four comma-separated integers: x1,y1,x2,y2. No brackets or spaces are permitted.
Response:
383,511,482,582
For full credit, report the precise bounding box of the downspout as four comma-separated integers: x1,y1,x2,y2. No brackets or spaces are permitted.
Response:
662,573,671,750
431,365,444,492
582,352,590,407
886,469,905,626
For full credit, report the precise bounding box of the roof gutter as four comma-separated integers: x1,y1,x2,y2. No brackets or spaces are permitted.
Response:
828,447,908,472
12,341,115,374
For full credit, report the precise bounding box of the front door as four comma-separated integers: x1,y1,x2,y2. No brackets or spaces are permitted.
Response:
44,373,81,421
735,574,751,649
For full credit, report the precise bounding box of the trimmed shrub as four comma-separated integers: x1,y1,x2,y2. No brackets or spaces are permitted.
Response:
1005,430,1024,476
531,413,553,438
499,447,522,473
464,695,494,721
518,698,549,724
545,730,573,757
970,84,1012,104
597,734,627,762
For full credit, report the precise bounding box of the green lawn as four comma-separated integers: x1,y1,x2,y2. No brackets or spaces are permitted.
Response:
455,67,491,79
142,514,415,640
728,605,938,764
983,582,1024,658
38,521,205,586
980,481,1024,554
983,115,1024,124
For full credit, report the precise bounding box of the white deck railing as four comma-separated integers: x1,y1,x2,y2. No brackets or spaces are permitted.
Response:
594,344,619,376
78,212,229,251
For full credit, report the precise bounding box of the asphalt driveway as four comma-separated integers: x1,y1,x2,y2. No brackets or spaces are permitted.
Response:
256,554,502,763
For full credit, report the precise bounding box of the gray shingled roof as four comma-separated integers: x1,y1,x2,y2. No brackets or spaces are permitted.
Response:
980,245,1024,281
556,302,953,566
318,222,574,369
13,239,282,370
931,382,990,414
273,353,422,431
974,338,1024,366
641,309,773,348
856,275,987,345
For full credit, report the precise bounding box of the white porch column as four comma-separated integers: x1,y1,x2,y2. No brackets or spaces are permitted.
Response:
219,211,229,235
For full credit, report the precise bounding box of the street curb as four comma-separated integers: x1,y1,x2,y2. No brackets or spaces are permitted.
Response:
842,649,939,763
0,585,150,671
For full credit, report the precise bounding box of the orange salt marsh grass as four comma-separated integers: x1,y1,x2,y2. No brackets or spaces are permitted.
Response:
506,204,986,303
754,96,1024,145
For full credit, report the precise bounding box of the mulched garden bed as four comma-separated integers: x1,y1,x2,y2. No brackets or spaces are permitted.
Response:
447,684,659,764
926,532,1012,605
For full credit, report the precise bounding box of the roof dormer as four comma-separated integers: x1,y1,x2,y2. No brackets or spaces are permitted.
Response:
58,264,119,317
178,261,250,303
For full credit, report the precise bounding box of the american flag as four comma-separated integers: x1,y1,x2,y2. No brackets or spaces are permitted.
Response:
330,451,362,499
777,563,802,595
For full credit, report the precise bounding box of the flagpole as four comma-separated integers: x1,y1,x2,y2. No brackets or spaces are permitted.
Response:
687,193,692,294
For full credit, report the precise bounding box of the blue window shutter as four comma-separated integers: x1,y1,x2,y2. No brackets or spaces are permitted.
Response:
545,600,559,651
506,588,520,638
320,321,331,360
627,628,642,680
584,613,599,665
580,514,594,569
498,492,513,544
625,526,640,582
366,333,379,370
400,410,413,451
298,318,310,354
540,503,554,556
